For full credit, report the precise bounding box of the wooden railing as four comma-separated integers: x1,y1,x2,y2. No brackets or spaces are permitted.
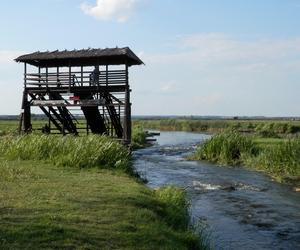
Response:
24,70,127,87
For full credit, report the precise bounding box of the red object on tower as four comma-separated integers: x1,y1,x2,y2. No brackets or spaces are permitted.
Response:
69,96,80,101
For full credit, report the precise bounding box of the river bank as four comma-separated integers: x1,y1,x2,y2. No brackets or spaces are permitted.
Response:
0,134,203,249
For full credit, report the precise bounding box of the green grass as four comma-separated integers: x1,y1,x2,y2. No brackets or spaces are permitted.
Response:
0,134,132,173
133,118,300,137
246,139,300,185
0,119,150,151
0,161,202,249
191,131,259,165
131,126,149,150
192,132,300,187
0,134,205,249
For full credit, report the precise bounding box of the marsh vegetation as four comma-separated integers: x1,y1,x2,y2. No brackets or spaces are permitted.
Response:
192,131,300,186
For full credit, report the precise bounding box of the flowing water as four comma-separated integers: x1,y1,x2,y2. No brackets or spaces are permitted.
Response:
133,131,300,250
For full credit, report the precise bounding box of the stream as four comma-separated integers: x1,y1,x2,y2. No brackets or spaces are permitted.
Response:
133,131,300,250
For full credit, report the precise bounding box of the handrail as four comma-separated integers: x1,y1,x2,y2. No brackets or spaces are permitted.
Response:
24,70,127,88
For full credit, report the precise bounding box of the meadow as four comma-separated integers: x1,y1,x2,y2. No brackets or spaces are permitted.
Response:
0,120,205,249
133,118,300,135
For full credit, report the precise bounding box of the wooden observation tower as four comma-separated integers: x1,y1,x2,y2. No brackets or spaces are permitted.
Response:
15,47,143,144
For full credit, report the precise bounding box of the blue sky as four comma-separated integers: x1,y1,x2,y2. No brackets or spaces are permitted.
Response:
0,0,300,116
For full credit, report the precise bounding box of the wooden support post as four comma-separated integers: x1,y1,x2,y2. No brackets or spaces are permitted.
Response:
20,64,31,133
38,67,41,86
24,63,27,87
46,66,48,88
22,91,31,132
57,67,59,86
48,107,51,129
68,62,71,92
123,63,131,144
106,65,108,86
95,64,100,99
81,66,83,87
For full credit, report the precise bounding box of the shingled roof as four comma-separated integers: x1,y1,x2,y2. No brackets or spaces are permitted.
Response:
15,47,144,67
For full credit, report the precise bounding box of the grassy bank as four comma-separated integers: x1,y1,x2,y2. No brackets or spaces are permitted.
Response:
192,131,300,187
0,135,203,249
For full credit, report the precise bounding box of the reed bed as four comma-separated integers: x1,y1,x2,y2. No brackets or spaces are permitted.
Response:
193,131,300,185
0,134,131,172
247,139,300,183
192,132,258,165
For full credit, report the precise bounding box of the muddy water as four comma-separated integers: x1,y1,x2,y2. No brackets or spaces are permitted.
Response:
133,132,300,250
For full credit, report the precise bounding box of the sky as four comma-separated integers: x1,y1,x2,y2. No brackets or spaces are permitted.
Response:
0,0,300,116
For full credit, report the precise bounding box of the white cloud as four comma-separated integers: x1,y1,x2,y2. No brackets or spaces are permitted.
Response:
144,33,300,72
81,0,140,22
132,33,300,116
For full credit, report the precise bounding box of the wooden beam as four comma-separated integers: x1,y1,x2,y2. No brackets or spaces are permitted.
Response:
22,91,31,132
24,63,27,87
123,63,131,144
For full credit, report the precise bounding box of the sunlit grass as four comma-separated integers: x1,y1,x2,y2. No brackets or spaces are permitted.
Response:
0,161,203,249
0,133,207,249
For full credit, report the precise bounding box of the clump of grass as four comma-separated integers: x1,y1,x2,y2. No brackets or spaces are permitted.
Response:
131,126,148,149
192,132,300,186
156,186,189,229
155,186,210,249
0,134,131,172
247,139,300,184
192,131,258,165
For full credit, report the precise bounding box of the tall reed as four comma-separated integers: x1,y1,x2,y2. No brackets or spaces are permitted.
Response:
192,131,300,185
0,134,131,172
193,131,258,165
248,139,300,179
